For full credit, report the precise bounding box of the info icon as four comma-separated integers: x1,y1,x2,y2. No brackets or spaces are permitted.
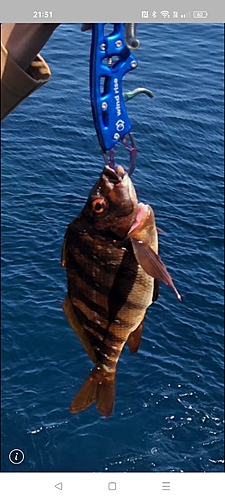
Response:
9,449,25,465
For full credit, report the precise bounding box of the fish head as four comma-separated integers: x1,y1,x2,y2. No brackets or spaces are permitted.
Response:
83,166,139,239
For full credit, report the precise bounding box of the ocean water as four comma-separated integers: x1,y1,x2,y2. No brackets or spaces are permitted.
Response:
1,23,224,473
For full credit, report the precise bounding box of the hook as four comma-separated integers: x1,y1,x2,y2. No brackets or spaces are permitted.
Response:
123,87,154,101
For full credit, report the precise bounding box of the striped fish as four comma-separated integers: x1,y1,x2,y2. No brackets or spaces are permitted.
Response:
62,165,181,417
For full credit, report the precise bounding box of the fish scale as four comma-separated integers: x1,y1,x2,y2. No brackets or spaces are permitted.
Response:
62,165,180,417
65,225,154,355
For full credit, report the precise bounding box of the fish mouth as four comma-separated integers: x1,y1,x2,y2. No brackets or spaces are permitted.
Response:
103,165,126,183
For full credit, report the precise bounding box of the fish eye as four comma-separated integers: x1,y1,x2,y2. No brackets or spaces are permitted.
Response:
92,197,107,214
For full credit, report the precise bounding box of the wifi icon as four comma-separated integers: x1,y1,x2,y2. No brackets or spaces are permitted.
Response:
160,10,170,18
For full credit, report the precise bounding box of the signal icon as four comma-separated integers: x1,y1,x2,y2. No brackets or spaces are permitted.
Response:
160,10,170,18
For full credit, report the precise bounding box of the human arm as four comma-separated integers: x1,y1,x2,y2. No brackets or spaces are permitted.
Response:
1,23,92,121
1,23,59,71
1,23,59,120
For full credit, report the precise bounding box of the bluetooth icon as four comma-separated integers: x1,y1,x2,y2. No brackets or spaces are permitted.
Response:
152,11,157,18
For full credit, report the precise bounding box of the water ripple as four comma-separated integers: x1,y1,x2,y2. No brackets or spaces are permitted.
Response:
1,23,223,473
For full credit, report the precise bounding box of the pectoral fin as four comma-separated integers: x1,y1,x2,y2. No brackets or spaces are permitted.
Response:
131,239,182,301
62,295,97,363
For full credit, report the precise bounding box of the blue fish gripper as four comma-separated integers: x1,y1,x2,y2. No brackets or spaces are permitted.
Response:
90,23,138,155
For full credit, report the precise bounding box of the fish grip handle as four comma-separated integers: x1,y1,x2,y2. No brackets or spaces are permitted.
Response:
90,23,138,154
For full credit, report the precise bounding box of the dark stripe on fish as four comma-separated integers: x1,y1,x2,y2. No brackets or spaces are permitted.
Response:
70,289,110,321
72,304,109,340
76,305,134,336
69,279,145,320
67,260,146,318
66,228,118,273
106,332,125,345
72,304,129,345
67,257,111,296
72,305,121,368
67,226,146,282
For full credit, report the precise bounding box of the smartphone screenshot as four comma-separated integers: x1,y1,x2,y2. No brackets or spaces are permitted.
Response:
1,1,224,498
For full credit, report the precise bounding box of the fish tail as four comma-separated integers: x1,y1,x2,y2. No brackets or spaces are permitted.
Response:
70,365,115,418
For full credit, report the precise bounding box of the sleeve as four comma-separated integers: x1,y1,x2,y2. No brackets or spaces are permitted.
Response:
1,41,51,121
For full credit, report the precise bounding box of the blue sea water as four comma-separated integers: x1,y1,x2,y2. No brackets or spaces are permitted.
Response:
1,23,224,473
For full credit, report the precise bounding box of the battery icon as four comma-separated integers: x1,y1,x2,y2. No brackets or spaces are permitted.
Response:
193,11,208,18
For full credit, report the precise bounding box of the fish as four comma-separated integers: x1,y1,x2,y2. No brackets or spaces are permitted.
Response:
61,165,181,418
